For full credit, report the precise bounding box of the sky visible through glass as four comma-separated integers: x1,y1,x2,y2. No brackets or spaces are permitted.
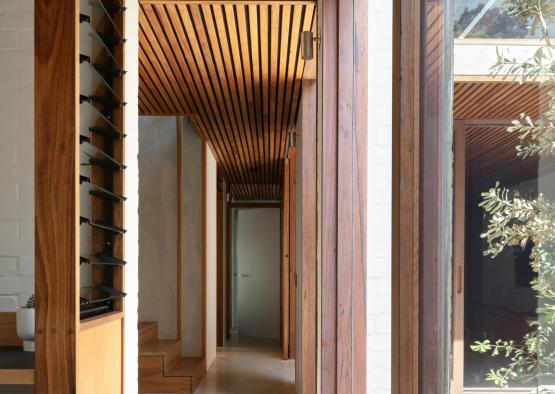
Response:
454,0,555,39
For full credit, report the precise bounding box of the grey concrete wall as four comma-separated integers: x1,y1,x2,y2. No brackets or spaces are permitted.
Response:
138,116,178,340
180,117,203,357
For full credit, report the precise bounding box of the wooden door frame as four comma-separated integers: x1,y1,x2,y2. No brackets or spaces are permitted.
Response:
282,159,290,360
281,147,297,361
452,119,466,392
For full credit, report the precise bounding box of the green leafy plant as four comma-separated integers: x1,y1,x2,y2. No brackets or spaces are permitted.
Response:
470,0,555,389
24,294,35,309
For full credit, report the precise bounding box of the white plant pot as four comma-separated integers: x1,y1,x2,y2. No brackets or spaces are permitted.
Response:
16,307,35,352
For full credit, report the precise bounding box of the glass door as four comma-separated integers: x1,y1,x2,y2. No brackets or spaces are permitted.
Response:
451,1,555,392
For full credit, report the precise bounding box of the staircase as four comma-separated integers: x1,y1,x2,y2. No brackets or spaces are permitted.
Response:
139,322,205,393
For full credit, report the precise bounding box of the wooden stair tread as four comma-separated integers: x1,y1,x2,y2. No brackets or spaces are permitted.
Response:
165,357,204,377
140,339,180,356
138,322,157,332
138,322,159,347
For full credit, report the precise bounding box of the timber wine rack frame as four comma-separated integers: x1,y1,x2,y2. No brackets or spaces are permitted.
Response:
35,0,127,392
79,0,127,320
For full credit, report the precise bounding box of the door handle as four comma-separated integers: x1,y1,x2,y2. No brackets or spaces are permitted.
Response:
240,274,251,278
456,266,462,294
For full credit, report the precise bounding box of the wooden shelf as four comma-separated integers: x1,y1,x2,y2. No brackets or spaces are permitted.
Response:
0,369,35,385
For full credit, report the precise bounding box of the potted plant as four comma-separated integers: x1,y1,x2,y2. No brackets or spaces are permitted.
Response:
16,294,35,352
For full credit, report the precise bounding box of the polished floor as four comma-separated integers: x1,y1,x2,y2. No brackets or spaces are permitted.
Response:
146,337,295,394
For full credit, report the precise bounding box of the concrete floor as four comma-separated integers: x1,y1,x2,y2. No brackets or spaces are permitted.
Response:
197,337,295,394
144,337,295,394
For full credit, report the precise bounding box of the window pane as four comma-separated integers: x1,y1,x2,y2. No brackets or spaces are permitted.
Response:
454,0,555,39
452,1,555,391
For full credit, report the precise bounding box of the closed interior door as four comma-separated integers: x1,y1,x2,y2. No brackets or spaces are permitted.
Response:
237,208,281,338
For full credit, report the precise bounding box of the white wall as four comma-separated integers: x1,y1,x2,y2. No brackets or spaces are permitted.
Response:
0,0,34,312
454,40,542,76
138,116,178,339
236,208,281,339
205,144,217,370
124,3,140,392
367,0,393,393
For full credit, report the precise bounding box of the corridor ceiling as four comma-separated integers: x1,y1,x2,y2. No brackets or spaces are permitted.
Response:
138,1,316,200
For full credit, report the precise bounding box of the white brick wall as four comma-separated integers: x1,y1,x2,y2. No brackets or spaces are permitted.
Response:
0,0,34,312
367,0,392,392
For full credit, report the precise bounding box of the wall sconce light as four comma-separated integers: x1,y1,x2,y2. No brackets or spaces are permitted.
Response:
288,128,296,148
301,31,315,60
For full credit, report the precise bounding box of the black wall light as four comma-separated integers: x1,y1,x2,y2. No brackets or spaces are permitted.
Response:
301,31,315,60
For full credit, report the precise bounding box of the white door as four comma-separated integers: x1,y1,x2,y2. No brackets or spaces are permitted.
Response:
237,208,281,338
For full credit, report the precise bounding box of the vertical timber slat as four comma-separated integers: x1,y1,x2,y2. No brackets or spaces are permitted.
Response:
35,1,79,392
392,0,421,391
321,0,367,392
282,157,290,360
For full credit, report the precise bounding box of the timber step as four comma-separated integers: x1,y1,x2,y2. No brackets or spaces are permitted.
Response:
138,322,206,393
138,321,158,347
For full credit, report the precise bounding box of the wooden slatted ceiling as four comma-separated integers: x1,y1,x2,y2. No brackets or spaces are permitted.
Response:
454,81,551,120
138,1,316,200
454,81,551,183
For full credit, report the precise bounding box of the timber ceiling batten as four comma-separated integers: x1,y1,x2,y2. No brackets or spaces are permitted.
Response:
139,1,316,200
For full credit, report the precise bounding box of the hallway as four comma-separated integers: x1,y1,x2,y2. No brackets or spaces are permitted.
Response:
143,338,295,394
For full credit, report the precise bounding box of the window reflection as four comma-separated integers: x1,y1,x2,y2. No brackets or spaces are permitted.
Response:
452,0,555,391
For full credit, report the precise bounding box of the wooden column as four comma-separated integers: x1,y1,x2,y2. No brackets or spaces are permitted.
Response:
320,0,367,392
35,1,78,392
288,148,297,359
282,158,290,360
216,176,224,347
301,78,318,394
392,0,420,391
392,0,450,391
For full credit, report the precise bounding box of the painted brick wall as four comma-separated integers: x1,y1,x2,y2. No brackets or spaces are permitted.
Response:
367,0,392,392
0,0,34,312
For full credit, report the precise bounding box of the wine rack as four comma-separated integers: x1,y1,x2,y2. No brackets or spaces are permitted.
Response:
79,0,127,320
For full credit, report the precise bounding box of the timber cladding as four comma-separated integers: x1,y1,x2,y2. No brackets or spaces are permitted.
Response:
138,1,316,200
35,1,79,392
35,0,127,392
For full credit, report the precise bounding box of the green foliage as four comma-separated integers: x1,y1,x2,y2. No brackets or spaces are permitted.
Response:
24,294,35,309
470,0,555,389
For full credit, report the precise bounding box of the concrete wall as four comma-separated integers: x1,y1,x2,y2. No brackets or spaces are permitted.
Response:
205,145,217,369
367,0,393,392
0,0,34,312
138,116,178,340
181,117,204,357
